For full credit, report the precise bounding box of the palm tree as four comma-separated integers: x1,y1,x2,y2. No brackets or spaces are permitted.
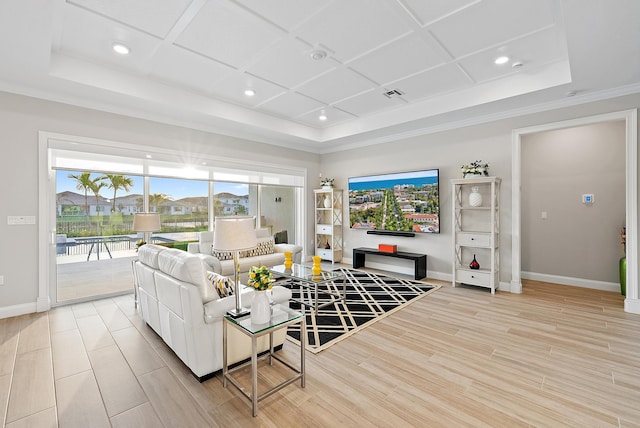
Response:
88,176,107,214
104,174,134,213
148,193,170,213
68,172,93,216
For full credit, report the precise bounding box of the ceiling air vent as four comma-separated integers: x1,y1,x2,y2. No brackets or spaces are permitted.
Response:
383,89,404,98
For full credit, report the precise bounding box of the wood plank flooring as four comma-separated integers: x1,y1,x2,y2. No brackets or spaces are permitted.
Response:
1,276,640,427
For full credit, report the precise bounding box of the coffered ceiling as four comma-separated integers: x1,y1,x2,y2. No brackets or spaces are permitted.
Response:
0,0,639,153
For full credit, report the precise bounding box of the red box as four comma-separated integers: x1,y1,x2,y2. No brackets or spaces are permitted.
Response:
378,244,397,253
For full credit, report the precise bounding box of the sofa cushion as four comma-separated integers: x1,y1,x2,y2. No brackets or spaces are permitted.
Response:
241,237,275,258
257,252,285,267
212,248,234,260
206,271,234,298
138,244,167,269
157,248,216,303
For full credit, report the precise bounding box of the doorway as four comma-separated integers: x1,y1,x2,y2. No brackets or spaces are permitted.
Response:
511,109,639,314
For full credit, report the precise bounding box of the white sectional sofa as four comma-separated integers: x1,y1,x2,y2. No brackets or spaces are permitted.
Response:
133,244,292,381
187,228,303,283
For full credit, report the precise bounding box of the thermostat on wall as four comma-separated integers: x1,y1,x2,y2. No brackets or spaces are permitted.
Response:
582,194,594,204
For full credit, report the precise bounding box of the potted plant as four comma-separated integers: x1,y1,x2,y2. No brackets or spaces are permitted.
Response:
320,177,335,189
461,161,489,178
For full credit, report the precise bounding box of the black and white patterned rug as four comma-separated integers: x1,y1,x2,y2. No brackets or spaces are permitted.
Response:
281,268,441,354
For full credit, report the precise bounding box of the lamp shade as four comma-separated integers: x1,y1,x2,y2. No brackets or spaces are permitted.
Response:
213,216,257,251
132,213,161,232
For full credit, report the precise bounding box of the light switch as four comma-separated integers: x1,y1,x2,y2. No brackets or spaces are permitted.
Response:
541,211,548,220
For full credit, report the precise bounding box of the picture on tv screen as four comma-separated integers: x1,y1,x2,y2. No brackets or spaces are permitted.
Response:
348,169,440,233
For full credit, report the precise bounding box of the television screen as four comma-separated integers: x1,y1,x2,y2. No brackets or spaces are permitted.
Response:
348,169,440,233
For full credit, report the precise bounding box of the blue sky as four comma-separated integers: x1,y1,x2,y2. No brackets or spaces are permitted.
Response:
57,171,248,200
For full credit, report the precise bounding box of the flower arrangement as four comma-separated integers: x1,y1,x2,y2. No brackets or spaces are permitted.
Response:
320,177,335,188
461,160,489,178
136,239,146,251
247,265,274,291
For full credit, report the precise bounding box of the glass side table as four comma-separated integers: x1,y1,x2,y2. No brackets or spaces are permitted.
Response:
223,304,306,417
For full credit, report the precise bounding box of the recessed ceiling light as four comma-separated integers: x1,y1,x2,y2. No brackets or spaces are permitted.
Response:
318,113,328,121
494,56,509,65
145,154,152,159
112,43,130,55
244,89,255,97
512,61,523,69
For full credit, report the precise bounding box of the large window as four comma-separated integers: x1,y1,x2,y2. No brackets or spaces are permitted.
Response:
45,133,305,305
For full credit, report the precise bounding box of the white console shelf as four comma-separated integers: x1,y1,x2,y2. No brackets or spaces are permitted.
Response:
314,188,343,263
451,177,501,294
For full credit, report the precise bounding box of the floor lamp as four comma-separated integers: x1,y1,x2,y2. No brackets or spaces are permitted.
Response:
132,213,161,245
213,216,257,318
132,213,161,308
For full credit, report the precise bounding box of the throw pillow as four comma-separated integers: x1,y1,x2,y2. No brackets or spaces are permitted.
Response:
206,271,234,298
241,237,275,258
211,244,234,261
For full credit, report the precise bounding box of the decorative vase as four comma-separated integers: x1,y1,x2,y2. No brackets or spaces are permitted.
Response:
469,255,480,270
251,291,271,324
322,185,332,190
284,251,292,269
469,186,482,207
323,195,331,208
312,255,322,275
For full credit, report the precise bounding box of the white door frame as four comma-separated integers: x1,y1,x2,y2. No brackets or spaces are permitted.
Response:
511,109,639,314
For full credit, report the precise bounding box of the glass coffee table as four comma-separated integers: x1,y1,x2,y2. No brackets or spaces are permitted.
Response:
270,264,346,313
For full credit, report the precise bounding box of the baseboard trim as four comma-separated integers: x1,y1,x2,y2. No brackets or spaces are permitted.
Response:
624,298,640,314
0,302,38,319
521,271,620,293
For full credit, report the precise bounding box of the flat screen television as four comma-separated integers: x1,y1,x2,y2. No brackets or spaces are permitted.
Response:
348,169,440,234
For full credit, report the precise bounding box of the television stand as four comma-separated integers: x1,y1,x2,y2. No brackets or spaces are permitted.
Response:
352,247,427,280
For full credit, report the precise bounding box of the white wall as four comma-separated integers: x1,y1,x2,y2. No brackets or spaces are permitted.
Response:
521,121,626,285
321,128,512,282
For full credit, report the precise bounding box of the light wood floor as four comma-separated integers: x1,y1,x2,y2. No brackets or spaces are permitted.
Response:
2,277,639,427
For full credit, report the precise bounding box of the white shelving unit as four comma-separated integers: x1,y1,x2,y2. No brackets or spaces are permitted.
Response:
314,188,343,263
452,177,501,294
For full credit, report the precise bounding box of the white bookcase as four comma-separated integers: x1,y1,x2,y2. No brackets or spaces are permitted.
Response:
451,177,501,294
314,188,343,263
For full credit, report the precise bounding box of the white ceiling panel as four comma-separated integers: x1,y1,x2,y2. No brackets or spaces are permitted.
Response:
428,0,558,58
458,27,566,84
348,33,446,85
400,0,479,26
209,73,287,107
147,44,234,94
392,63,472,102
58,5,162,73
334,89,407,117
67,0,192,38
246,38,337,88
258,92,324,119
296,106,355,128
294,0,412,62
175,0,283,68
235,0,329,31
296,68,376,105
